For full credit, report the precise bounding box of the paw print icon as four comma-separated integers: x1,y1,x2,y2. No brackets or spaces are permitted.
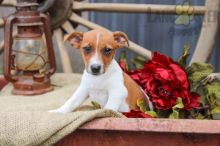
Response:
175,0,194,25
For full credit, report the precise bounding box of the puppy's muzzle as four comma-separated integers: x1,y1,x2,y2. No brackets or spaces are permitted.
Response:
91,64,101,75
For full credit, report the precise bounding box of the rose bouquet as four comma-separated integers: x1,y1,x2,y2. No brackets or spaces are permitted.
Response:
119,45,220,119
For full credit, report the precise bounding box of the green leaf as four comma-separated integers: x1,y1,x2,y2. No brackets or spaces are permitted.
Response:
169,110,179,119
145,111,158,118
187,62,220,119
137,98,144,107
186,63,214,106
187,62,214,89
173,98,184,109
175,15,190,25
196,113,205,120
91,101,101,109
206,82,220,110
210,106,220,114
196,86,207,106
119,50,129,71
178,44,190,68
132,56,145,69
137,98,147,112
169,98,184,119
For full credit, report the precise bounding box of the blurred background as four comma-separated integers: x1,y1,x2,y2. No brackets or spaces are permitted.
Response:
0,0,219,73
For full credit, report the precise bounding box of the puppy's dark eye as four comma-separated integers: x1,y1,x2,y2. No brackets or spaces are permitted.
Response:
83,47,92,54
103,48,112,55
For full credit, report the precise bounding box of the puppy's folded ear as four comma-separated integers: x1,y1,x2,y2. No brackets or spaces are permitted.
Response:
113,31,129,48
64,32,84,49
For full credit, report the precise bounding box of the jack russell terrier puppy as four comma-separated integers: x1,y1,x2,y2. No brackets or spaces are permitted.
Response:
50,29,153,113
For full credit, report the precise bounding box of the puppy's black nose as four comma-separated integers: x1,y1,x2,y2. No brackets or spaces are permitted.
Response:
91,64,101,74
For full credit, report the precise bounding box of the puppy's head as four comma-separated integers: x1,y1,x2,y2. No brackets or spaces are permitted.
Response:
64,29,129,75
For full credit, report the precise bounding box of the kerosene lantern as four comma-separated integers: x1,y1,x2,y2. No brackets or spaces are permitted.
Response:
4,0,56,95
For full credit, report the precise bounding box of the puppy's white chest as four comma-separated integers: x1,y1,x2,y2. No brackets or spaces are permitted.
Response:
80,59,130,112
89,89,108,107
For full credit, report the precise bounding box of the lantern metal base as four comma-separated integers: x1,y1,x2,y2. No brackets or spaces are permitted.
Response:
12,74,53,96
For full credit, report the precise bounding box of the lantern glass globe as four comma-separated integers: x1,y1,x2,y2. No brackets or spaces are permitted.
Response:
13,36,48,71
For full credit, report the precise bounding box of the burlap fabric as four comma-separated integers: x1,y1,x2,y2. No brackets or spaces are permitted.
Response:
0,73,122,146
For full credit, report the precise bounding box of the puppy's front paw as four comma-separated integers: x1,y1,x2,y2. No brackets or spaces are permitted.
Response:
48,108,69,113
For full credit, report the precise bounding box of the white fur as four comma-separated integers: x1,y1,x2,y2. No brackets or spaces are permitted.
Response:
88,32,104,74
50,59,130,113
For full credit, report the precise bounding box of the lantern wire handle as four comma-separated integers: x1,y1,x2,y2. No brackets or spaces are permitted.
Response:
12,49,47,71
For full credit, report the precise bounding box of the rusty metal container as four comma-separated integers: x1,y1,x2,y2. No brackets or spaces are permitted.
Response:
55,118,220,146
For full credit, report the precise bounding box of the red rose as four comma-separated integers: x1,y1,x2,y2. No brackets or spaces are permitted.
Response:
129,52,200,110
122,110,152,118
119,61,127,72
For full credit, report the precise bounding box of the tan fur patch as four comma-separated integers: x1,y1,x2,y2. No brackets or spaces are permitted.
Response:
80,29,118,71
123,73,149,110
